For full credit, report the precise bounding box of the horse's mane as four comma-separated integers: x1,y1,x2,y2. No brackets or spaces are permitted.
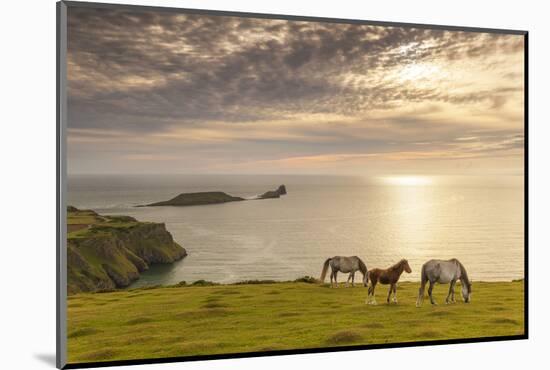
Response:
357,257,367,274
390,259,408,271
456,259,471,290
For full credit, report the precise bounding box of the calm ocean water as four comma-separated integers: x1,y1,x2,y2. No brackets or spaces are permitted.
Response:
67,174,524,286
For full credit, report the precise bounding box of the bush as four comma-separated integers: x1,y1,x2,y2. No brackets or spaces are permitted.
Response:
192,280,218,286
106,215,137,223
234,279,278,285
294,276,318,284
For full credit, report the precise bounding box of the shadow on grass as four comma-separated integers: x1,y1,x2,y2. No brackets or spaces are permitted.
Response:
278,312,301,317
416,330,443,337
215,290,240,295
79,349,118,362
68,327,101,338
491,318,519,325
178,308,231,320
326,330,363,345
202,301,228,309
125,316,154,325
429,311,455,317
361,323,384,329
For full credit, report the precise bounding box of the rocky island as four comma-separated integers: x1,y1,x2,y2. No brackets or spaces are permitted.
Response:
258,185,287,199
141,191,245,207
67,207,186,294
140,184,287,207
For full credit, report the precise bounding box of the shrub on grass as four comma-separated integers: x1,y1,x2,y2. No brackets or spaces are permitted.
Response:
294,276,318,284
192,280,218,286
234,279,278,285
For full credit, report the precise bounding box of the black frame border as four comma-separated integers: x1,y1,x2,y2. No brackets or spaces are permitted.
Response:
57,1,529,369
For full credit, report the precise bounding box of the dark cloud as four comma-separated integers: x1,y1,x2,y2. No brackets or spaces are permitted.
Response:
67,7,523,133
66,6,524,175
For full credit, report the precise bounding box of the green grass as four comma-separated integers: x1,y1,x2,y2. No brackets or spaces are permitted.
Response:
67,281,524,364
67,208,147,240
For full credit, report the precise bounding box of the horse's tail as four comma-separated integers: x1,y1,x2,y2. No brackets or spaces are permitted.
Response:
420,263,428,286
417,263,428,308
320,258,332,283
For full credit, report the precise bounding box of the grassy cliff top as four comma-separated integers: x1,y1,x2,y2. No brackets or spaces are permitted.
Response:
67,207,186,295
67,280,524,364
67,207,151,239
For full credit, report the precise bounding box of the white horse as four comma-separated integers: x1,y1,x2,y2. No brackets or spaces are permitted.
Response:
320,256,368,288
416,258,472,307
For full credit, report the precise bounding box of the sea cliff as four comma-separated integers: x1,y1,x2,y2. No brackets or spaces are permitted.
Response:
67,207,186,294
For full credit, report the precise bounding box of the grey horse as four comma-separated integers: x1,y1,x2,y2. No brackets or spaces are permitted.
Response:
320,256,368,288
416,258,472,307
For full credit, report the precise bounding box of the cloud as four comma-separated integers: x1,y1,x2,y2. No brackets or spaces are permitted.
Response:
66,5,525,175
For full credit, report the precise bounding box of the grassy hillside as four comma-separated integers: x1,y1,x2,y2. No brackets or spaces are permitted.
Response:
67,207,186,294
67,280,524,364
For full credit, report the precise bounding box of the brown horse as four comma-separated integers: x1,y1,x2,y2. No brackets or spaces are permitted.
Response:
366,259,412,304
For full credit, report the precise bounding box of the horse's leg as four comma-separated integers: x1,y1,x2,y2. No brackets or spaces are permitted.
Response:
351,272,355,287
346,273,351,288
428,281,437,305
446,280,456,304
371,281,378,305
450,280,456,303
366,280,373,303
392,284,398,303
334,271,338,288
386,285,393,304
330,270,334,288
416,281,426,307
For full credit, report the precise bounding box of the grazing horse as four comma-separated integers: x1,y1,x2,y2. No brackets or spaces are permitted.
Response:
366,259,412,304
416,258,472,307
319,256,368,288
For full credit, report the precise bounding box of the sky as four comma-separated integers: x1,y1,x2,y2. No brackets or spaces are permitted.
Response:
67,6,525,176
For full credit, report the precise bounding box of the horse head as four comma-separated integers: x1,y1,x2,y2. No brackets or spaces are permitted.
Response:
402,259,412,274
462,281,472,303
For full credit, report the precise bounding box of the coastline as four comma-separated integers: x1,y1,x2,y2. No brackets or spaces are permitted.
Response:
67,207,187,294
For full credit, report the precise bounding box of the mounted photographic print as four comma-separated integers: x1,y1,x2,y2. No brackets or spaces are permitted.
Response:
56,1,528,368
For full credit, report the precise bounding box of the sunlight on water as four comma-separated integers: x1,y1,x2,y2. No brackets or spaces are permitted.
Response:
379,176,434,186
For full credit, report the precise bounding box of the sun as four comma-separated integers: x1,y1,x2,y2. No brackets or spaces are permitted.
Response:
398,63,442,82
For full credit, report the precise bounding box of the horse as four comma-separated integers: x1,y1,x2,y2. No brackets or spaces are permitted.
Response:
319,256,368,288
416,258,472,307
366,259,412,304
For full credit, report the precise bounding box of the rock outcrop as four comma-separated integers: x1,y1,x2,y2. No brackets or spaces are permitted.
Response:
140,192,244,207
258,185,288,199
140,185,288,207
67,207,186,294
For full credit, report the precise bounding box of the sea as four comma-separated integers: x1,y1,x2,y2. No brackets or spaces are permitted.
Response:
67,174,525,286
